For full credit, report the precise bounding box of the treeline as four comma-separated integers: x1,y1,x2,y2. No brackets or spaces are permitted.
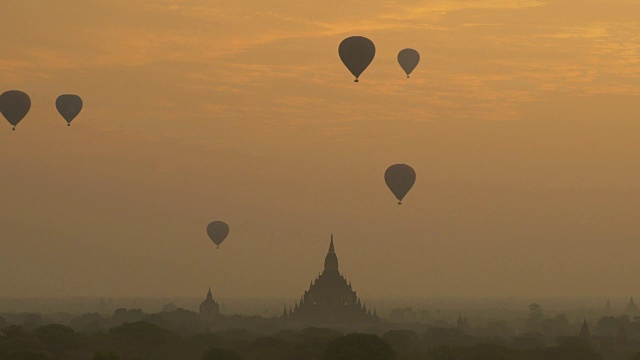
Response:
2,320,640,360
5,323,371,360
0,308,283,336
4,306,640,359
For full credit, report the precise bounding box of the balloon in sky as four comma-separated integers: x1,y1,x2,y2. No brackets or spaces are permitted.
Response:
338,36,376,82
0,90,31,131
207,221,230,249
56,94,83,126
384,164,416,205
398,48,420,78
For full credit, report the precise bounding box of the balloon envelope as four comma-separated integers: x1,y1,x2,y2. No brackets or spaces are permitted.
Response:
339,36,376,82
0,90,31,130
207,221,230,248
398,49,420,78
384,164,416,204
56,94,83,126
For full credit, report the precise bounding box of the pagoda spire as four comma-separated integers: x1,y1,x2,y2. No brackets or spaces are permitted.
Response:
324,233,339,272
579,318,591,338
329,233,335,253
625,297,639,314
207,287,213,299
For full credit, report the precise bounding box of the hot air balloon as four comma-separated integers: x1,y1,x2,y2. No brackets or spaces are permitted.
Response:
56,94,83,126
0,90,31,131
398,49,420,78
384,164,416,205
207,221,229,249
339,36,376,82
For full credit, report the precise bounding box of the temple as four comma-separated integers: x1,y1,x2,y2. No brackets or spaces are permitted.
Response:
625,297,639,315
199,287,220,322
284,234,377,325
579,319,591,338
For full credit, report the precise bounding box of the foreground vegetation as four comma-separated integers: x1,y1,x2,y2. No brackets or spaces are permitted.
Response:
1,320,636,360
4,302,640,359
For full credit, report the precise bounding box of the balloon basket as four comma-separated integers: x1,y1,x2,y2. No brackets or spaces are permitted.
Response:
67,123,70,127
354,79,359,83
398,201,402,205
12,126,15,131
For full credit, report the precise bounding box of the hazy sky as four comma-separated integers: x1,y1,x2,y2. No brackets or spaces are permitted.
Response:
1,0,640,300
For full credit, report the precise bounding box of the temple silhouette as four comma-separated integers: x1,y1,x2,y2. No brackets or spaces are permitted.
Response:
283,234,377,325
199,287,220,322
625,297,639,315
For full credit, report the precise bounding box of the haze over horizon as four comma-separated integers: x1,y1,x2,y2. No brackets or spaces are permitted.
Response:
2,0,640,300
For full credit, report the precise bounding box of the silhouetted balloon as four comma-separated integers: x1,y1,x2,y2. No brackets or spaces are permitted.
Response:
56,94,83,126
398,49,420,78
207,221,230,248
384,164,416,205
0,90,31,131
339,36,376,82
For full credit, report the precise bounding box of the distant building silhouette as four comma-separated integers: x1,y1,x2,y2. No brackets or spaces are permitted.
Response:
579,319,591,338
616,320,627,349
457,314,469,333
199,287,220,323
284,235,377,325
625,297,639,315
96,297,110,315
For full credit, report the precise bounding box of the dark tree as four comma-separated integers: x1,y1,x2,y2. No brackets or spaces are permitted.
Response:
108,321,194,360
324,333,395,360
69,313,106,333
381,329,418,352
298,327,342,343
281,328,341,360
2,326,27,339
512,332,545,350
93,351,120,360
214,328,255,342
543,337,601,360
1,351,53,360
528,304,543,320
202,347,243,360
244,336,289,360
486,320,515,337
423,327,474,348
466,344,517,360
23,314,44,331
542,314,570,337
33,324,80,357
428,345,463,360
525,303,544,332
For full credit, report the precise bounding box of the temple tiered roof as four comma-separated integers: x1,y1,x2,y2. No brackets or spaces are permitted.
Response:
285,235,376,325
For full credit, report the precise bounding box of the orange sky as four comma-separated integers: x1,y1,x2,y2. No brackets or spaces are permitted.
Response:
1,0,640,300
